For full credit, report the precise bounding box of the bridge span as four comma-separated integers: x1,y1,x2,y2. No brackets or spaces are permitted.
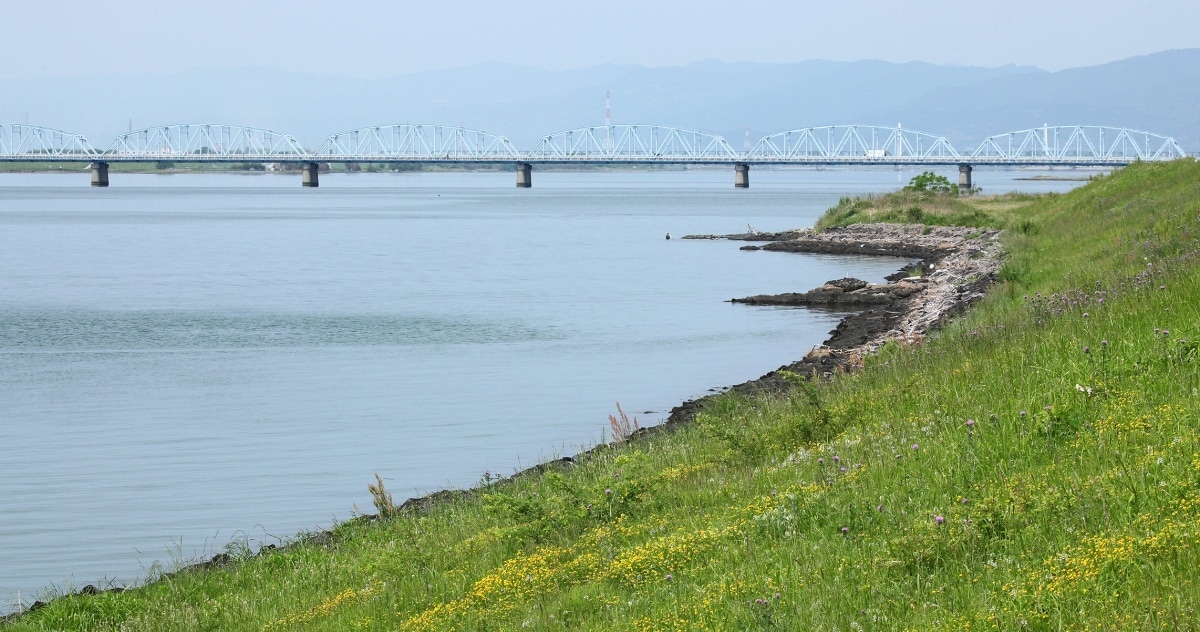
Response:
0,123,1187,190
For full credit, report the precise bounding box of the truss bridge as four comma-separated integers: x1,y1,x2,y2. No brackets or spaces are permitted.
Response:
0,122,1187,190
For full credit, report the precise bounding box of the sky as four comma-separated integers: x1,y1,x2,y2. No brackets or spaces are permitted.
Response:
2,0,1198,78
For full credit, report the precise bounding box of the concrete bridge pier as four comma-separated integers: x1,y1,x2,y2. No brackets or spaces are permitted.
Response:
516,162,532,188
301,162,320,187
734,162,750,188
89,162,109,187
958,164,973,194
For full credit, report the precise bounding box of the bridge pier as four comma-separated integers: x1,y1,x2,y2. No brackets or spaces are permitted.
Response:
90,162,109,187
958,164,973,194
301,162,320,188
734,162,749,188
516,162,532,188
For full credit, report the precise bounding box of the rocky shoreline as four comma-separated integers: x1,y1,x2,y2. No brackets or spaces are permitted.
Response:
2,222,1003,621
661,223,1003,426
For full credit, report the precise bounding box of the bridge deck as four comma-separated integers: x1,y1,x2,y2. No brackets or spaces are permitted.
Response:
0,155,1147,167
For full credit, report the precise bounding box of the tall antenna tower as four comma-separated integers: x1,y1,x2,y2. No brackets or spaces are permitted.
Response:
604,91,612,150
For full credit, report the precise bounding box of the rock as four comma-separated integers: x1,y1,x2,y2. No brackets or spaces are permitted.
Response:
826,278,868,291
888,281,926,298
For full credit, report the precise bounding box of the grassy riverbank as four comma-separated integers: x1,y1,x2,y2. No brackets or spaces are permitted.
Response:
7,160,1200,630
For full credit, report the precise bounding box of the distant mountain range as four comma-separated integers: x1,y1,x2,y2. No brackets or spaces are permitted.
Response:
5,49,1198,152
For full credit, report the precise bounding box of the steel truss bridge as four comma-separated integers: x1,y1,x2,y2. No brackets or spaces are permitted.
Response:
0,122,1188,189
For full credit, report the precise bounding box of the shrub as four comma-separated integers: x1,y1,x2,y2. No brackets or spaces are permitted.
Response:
904,171,957,194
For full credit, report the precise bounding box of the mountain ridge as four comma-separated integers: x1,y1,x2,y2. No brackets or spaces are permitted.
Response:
3,50,1195,152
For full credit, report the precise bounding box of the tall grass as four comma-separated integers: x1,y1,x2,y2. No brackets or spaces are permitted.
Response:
7,160,1200,630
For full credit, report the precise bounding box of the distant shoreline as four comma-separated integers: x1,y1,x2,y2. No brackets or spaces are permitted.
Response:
1014,174,1093,181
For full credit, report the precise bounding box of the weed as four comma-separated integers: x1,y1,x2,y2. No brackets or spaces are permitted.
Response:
608,402,640,444
368,472,396,518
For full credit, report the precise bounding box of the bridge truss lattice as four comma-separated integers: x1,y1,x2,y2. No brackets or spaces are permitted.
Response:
526,125,738,162
105,124,307,160
747,125,960,163
970,126,1186,163
312,125,521,161
0,124,98,159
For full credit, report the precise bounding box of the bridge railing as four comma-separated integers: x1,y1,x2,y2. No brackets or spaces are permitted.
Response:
311,125,521,161
1,124,99,158
527,125,739,161
970,126,1187,162
747,125,960,162
105,124,308,160
3,121,1192,167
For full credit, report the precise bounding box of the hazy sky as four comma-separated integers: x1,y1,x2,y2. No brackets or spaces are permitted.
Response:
4,0,1198,77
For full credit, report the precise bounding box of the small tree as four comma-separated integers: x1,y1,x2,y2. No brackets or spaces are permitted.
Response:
904,171,956,194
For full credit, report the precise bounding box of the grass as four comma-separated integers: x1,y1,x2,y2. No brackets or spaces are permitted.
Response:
6,160,1200,630
814,189,1048,231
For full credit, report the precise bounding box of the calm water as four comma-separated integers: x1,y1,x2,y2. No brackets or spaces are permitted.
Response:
0,167,1087,609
